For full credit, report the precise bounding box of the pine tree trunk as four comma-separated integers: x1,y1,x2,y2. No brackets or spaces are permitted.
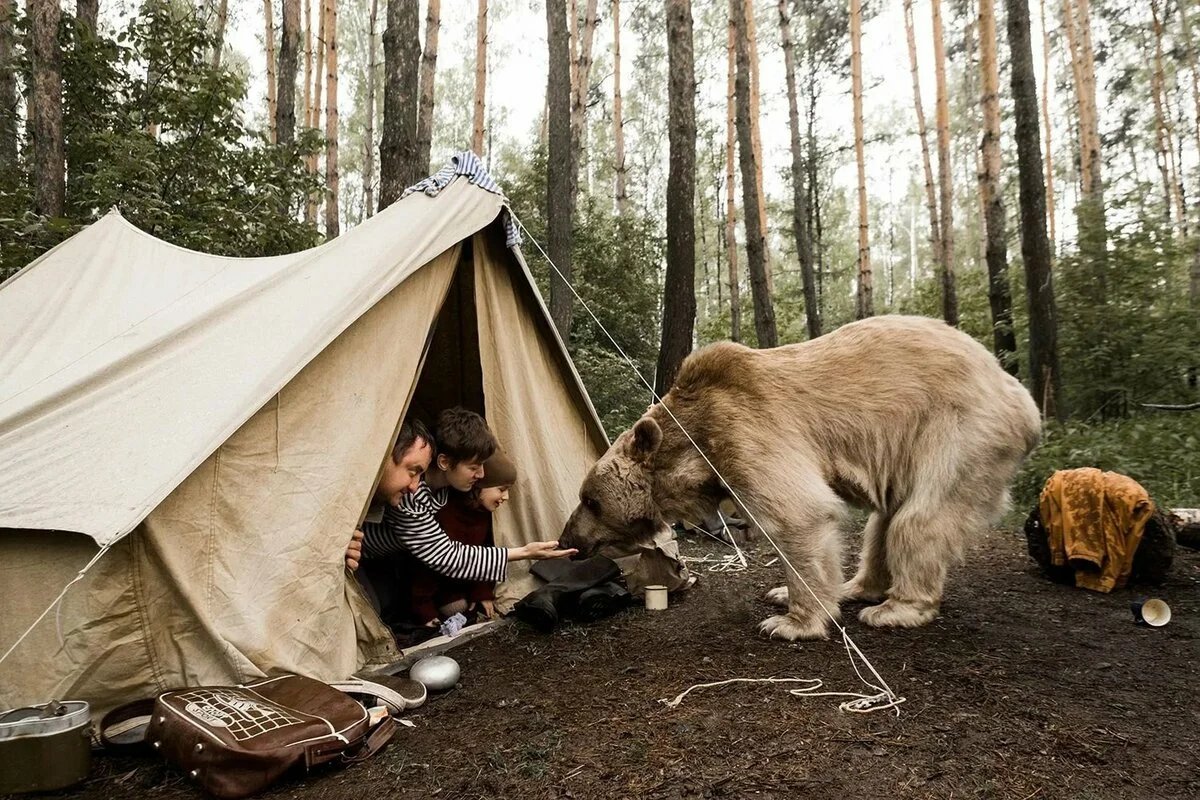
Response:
0,0,16,182
364,0,378,216
378,0,420,210
744,1,771,294
612,0,628,214
1005,0,1065,420
212,0,229,69
572,0,599,182
30,0,64,217
416,0,439,175
724,0,741,342
77,0,98,34
903,0,941,275
324,0,339,236
303,0,312,134
657,0,697,395
733,0,776,347
1178,0,1200,220
472,0,487,155
1038,0,1056,248
1062,0,1107,276
851,0,872,319
546,0,576,341
1148,8,1174,228
278,0,300,146
979,0,1017,373
265,0,278,143
779,0,818,339
931,0,958,326
307,0,325,224
1150,1,1185,234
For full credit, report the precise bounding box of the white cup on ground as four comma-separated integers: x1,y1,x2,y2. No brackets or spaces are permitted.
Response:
644,585,668,611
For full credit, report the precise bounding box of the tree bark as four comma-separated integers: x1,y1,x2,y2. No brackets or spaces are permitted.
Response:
77,0,98,34
307,0,325,224
733,0,776,347
612,0,628,214
1062,0,1107,277
1038,0,1056,247
547,0,576,341
724,0,741,342
212,0,229,69
903,0,941,279
472,0,487,155
416,0,439,174
265,0,278,143
324,0,339,236
1150,1,1185,234
657,0,697,395
979,0,1017,373
379,0,420,210
1006,0,1065,420
851,0,872,319
743,2,771,294
278,0,301,146
779,0,818,339
572,0,599,184
30,0,65,217
303,0,312,134
1178,0,1200,219
0,0,16,182
931,0,957,326
364,0,379,216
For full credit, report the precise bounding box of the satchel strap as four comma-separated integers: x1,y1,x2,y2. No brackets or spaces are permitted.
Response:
98,698,157,752
342,715,397,763
328,678,424,714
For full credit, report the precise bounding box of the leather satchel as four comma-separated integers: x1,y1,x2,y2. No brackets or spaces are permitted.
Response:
101,675,398,799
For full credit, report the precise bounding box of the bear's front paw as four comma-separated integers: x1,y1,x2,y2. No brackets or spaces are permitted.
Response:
858,599,938,628
757,613,830,641
764,586,789,607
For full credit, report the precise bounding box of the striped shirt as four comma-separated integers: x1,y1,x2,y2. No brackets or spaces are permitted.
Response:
361,479,508,582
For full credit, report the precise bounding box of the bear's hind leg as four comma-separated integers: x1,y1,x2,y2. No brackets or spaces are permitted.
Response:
758,509,843,641
840,511,891,603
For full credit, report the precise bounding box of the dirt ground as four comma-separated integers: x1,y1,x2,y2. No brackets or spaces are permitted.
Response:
48,528,1200,800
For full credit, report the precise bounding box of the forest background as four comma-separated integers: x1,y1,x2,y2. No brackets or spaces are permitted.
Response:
1,0,1197,511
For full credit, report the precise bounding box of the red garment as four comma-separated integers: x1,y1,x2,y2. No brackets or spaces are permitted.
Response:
401,492,496,623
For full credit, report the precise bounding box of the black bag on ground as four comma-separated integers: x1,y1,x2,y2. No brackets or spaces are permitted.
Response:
512,555,630,632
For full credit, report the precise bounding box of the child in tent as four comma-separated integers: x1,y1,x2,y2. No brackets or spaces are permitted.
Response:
400,449,518,626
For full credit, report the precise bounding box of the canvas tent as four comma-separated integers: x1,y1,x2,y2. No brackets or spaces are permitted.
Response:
0,156,619,715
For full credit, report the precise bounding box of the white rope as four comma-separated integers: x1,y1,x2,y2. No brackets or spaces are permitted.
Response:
658,676,906,714
0,543,114,669
512,212,903,715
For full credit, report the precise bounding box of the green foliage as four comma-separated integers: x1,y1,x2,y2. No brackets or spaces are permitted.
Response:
1,0,322,281
1014,414,1200,513
498,146,663,437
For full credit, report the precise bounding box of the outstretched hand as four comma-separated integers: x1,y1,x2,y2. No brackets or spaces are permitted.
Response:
345,528,364,571
521,540,578,561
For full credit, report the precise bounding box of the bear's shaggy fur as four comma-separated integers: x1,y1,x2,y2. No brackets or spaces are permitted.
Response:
560,316,1042,640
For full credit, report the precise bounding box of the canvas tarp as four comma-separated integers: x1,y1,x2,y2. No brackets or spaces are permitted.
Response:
0,175,610,714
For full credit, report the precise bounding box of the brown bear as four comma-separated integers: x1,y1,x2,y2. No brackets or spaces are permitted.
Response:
559,315,1042,640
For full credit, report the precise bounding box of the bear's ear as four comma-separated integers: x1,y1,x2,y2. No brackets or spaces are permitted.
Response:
630,417,662,462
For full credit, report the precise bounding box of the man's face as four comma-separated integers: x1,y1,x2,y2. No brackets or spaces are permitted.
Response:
440,454,486,492
377,437,433,506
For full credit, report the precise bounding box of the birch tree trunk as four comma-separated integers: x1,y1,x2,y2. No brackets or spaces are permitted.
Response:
416,0,439,175
733,0,776,347
1038,0,1056,247
212,0,229,69
378,0,420,209
278,0,301,146
364,0,378,216
0,0,16,181
657,0,697,396
472,0,487,155
851,0,872,319
265,0,278,143
1006,0,1064,419
979,0,1017,373
779,0,818,339
30,0,64,217
931,0,958,326
904,0,941,275
724,0,741,342
324,0,339,236
612,0,628,214
547,0,576,341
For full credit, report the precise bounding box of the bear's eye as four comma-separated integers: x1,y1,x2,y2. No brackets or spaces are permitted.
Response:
583,496,601,515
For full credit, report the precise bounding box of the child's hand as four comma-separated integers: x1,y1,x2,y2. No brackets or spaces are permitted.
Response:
520,540,579,560
479,600,496,619
345,528,364,571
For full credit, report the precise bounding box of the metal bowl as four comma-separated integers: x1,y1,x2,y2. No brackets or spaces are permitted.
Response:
409,655,461,691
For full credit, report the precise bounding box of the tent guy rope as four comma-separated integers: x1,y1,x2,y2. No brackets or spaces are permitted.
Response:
511,211,905,715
